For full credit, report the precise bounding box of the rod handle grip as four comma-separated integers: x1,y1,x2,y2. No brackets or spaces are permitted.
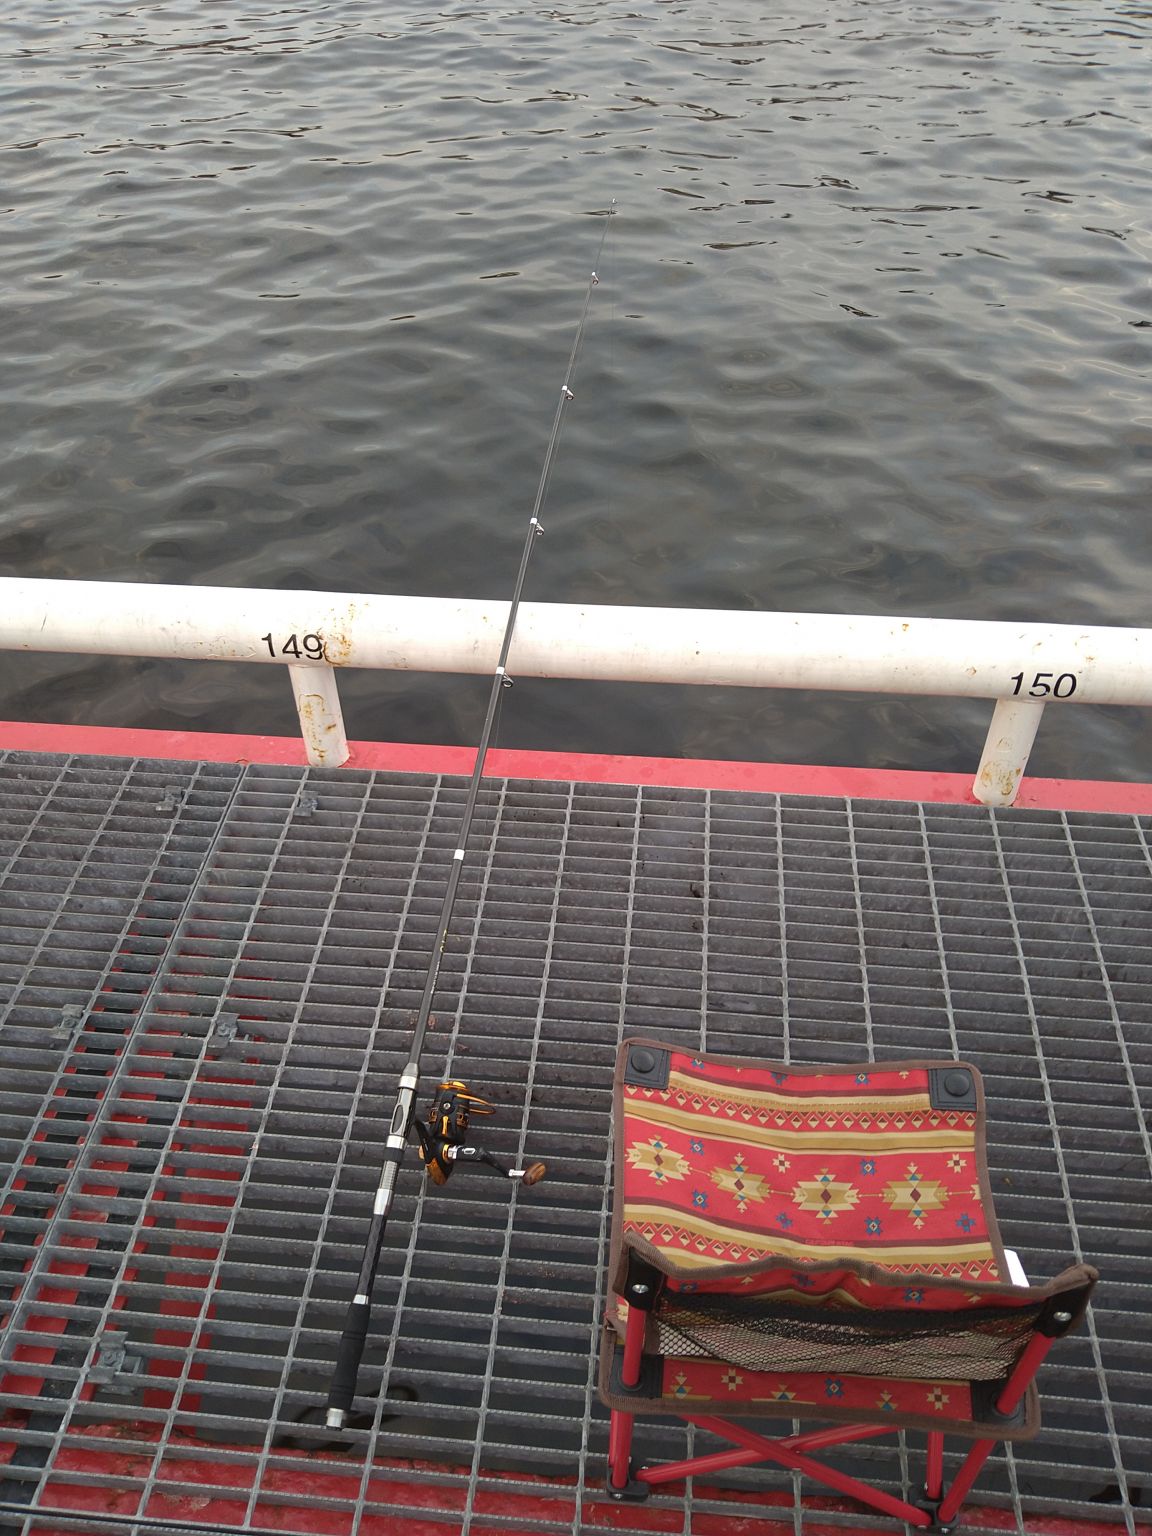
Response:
326,1301,370,1422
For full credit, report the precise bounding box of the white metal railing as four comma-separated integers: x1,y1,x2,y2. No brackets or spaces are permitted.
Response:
3,577,1151,804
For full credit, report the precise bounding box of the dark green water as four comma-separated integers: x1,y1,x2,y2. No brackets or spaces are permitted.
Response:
2,2,1150,779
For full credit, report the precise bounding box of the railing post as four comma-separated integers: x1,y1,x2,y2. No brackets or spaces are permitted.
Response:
973,698,1046,807
288,664,349,768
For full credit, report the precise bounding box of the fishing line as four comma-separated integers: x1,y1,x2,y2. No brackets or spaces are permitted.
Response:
324,203,616,1430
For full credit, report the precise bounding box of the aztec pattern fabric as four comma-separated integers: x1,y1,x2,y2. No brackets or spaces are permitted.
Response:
656,1356,974,1422
618,1044,1003,1284
602,1040,1097,1437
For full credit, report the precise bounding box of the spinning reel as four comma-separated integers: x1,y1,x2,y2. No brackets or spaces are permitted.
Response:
414,1081,547,1188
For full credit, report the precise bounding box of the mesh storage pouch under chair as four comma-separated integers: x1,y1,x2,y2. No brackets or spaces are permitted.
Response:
598,1040,1097,1528
650,1287,1050,1381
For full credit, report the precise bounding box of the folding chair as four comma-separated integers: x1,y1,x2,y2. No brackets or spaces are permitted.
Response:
600,1040,1097,1530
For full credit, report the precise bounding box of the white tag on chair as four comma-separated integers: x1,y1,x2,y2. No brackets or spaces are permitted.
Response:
1004,1248,1029,1288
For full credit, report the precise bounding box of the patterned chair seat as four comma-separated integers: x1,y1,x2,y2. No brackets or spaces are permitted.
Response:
618,1045,1001,1280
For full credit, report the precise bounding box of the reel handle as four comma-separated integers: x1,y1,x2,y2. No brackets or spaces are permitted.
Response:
447,1144,547,1184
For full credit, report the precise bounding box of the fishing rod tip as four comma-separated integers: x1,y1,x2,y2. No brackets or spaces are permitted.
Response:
325,1408,347,1431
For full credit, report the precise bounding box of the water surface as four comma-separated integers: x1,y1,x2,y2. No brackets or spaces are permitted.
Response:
2,1,1150,779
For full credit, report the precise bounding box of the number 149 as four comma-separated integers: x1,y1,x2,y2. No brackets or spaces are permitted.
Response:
261,632,325,661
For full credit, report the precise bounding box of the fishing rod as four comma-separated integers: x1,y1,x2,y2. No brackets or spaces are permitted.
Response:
324,208,614,1432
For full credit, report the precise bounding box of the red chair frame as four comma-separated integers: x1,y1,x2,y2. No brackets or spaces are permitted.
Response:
607,1293,1061,1529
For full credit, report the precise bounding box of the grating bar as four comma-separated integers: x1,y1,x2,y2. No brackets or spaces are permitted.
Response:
1,754,1149,1536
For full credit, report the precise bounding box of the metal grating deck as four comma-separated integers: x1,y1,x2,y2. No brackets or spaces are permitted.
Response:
0,749,1149,1536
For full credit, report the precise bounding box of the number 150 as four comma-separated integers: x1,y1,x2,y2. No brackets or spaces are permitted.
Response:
1010,671,1077,699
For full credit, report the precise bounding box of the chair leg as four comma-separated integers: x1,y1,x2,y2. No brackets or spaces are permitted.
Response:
925,1432,944,1500
620,1304,646,1389
606,1303,648,1496
607,1408,636,1492
936,1436,994,1526
936,1331,1056,1526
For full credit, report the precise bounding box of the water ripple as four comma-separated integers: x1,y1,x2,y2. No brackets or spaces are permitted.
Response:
1,0,1150,781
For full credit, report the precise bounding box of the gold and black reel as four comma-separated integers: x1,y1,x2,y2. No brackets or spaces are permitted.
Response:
415,1080,546,1187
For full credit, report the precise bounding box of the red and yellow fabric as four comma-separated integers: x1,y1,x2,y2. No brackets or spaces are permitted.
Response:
619,1048,1002,1284
659,1358,972,1420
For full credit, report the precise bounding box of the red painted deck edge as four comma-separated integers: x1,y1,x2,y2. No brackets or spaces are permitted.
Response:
20,1447,1141,1536
3,720,1152,813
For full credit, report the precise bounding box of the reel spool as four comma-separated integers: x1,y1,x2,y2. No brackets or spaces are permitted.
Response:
415,1080,547,1187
